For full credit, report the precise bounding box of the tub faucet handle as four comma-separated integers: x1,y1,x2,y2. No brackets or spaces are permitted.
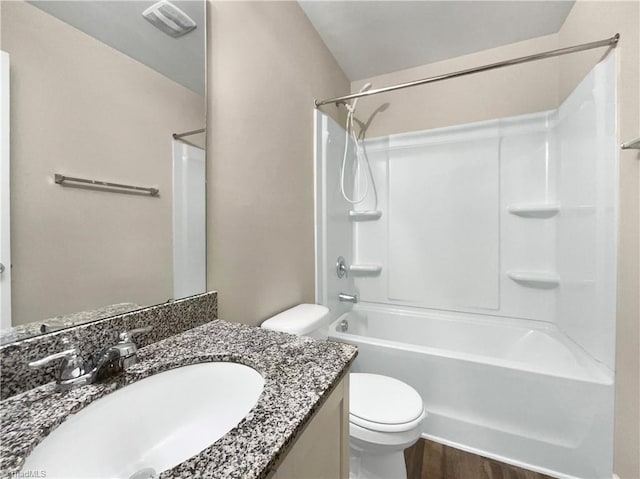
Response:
336,256,348,279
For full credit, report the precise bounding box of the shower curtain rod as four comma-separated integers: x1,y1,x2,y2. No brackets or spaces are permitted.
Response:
315,33,620,108
173,128,205,140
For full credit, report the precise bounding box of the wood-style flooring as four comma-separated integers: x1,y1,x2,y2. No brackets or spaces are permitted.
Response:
404,439,555,479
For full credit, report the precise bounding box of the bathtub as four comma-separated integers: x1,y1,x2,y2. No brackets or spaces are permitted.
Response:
329,304,614,479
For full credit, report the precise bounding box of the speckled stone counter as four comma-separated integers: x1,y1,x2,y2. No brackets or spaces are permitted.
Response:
0,320,357,479
0,302,142,345
1,292,217,399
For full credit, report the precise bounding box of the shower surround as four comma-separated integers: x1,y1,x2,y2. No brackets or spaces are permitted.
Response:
315,55,617,479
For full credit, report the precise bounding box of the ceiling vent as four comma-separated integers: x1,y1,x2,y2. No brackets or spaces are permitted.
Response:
142,0,197,38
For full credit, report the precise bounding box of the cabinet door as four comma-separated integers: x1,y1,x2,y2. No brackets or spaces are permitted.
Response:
271,374,349,479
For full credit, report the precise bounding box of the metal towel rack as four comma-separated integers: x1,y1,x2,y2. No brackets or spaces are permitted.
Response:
173,128,205,140
621,137,640,150
54,174,159,197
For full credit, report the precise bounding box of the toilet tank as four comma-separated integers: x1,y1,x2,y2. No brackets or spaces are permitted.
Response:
261,304,330,340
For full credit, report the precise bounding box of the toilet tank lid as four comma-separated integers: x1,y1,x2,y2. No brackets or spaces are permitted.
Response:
262,304,330,335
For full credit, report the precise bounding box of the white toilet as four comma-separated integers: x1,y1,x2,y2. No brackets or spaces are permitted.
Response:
262,304,426,479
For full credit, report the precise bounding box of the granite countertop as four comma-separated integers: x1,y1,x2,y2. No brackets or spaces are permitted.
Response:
0,302,143,345
0,320,357,479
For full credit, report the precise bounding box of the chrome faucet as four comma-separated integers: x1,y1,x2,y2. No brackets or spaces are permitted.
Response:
338,292,358,303
28,326,152,391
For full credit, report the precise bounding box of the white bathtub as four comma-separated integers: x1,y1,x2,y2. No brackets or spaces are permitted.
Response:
329,304,614,479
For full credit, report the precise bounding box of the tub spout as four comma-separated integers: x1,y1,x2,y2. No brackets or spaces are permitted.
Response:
338,292,358,303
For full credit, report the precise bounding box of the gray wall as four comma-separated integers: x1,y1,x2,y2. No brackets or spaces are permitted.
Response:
351,33,560,137
206,1,349,326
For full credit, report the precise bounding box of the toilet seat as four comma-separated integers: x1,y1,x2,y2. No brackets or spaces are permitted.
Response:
350,408,426,433
349,373,425,433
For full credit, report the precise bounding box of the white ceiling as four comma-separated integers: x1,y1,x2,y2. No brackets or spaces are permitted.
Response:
29,1,205,95
299,1,575,80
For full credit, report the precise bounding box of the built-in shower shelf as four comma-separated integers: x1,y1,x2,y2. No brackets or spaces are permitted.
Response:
349,264,382,276
507,203,560,218
507,271,560,288
349,210,382,221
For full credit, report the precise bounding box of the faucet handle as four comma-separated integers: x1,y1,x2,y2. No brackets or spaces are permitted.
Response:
119,326,152,343
112,326,152,370
29,348,88,387
28,348,80,369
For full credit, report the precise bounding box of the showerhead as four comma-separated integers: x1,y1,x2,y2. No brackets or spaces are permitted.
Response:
347,82,373,112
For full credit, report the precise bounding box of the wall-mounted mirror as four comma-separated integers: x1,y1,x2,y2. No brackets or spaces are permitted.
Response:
0,0,207,344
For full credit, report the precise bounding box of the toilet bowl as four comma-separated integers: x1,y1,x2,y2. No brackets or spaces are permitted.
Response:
262,304,426,479
349,373,425,479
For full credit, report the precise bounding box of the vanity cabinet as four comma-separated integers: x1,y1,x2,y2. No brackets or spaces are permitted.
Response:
270,374,349,479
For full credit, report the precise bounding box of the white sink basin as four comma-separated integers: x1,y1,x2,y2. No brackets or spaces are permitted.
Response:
22,362,264,479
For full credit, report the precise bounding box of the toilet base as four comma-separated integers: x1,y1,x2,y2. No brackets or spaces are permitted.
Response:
349,448,407,479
